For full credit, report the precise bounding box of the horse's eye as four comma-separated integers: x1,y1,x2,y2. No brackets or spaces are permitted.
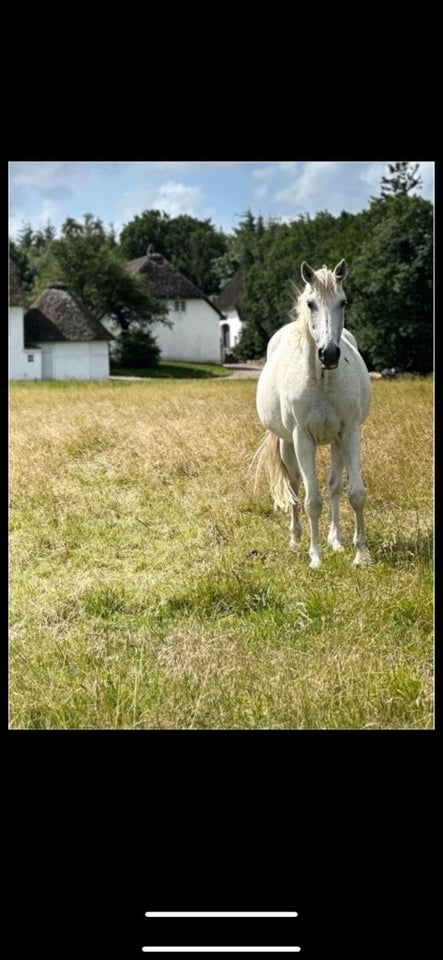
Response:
341,300,348,308
307,301,315,310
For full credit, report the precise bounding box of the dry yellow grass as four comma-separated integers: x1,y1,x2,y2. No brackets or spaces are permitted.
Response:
9,377,433,729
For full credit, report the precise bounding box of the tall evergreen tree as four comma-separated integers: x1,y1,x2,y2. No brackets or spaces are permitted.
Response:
380,162,423,197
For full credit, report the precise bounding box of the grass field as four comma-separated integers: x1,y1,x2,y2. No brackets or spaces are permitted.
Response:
9,376,433,729
110,360,231,379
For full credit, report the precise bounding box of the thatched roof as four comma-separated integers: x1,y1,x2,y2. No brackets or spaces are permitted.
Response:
24,283,113,345
214,271,244,314
9,259,24,306
125,252,223,317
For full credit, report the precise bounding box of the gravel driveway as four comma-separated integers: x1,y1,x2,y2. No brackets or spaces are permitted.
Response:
222,363,264,379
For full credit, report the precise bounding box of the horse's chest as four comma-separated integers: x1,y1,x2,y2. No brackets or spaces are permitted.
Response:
304,406,342,444
292,392,345,445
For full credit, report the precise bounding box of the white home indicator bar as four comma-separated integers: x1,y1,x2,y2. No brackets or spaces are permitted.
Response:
145,913,298,919
142,949,301,954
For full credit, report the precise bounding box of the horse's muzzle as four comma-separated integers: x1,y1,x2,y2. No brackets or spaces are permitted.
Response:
319,345,341,369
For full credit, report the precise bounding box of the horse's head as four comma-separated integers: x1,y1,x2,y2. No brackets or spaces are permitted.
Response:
300,259,348,370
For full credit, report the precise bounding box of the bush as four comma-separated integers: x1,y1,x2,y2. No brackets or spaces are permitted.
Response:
112,329,161,368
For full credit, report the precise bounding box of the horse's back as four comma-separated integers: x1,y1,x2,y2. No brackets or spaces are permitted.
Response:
266,320,299,359
342,328,358,350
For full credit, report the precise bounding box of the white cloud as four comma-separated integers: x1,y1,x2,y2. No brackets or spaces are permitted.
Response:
278,161,299,174
9,160,92,193
148,160,248,172
252,162,300,181
119,185,158,224
9,161,99,236
152,181,205,217
274,161,337,208
118,179,218,229
9,199,64,239
252,165,278,180
414,161,434,199
254,184,270,201
359,162,388,195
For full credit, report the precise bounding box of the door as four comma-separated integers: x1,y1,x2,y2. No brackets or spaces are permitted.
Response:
41,349,53,380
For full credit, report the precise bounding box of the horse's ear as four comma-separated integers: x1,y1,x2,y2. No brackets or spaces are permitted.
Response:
333,259,347,281
301,262,315,284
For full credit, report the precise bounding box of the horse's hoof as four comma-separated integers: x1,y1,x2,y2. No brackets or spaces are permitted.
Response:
328,539,344,552
353,549,372,567
309,556,322,569
289,537,301,550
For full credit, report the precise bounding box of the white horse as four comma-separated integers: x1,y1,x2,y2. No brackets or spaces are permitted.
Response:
255,259,371,569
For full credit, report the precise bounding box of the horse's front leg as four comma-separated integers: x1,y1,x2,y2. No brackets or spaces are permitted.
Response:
327,442,345,551
343,423,371,567
279,439,302,547
293,429,322,568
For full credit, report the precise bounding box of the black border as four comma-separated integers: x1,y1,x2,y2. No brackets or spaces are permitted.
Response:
7,117,437,956
7,729,437,957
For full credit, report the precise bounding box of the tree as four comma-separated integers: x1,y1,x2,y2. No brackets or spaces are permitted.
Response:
12,214,167,368
235,212,277,358
119,209,168,261
347,195,433,373
9,219,57,298
9,236,36,295
380,162,423,197
235,209,354,359
210,242,241,293
233,197,433,371
27,214,167,335
119,210,227,295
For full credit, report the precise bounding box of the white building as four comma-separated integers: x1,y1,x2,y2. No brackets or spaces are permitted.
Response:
214,270,244,360
9,259,43,380
9,269,113,381
105,251,224,364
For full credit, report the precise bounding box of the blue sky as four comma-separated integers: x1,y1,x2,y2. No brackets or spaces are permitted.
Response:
9,160,434,240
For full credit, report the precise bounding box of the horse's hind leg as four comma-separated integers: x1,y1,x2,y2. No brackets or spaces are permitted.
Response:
279,439,302,547
327,442,345,551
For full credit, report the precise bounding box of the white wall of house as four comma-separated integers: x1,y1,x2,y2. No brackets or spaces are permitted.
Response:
9,307,43,380
33,341,110,380
9,317,109,379
152,300,222,363
219,309,243,350
9,307,23,376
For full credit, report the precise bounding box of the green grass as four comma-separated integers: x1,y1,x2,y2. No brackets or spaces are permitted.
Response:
9,377,433,729
110,361,231,379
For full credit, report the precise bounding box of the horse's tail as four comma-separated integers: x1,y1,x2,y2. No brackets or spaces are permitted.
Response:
251,431,299,512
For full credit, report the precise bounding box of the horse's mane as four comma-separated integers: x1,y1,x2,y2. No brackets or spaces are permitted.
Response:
309,265,340,296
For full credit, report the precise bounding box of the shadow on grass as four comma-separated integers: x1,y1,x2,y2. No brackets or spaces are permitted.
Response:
372,531,433,566
110,362,230,380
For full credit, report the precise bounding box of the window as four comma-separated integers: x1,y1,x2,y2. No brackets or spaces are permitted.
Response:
180,300,186,311
174,300,186,312
28,355,34,362
174,301,180,311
